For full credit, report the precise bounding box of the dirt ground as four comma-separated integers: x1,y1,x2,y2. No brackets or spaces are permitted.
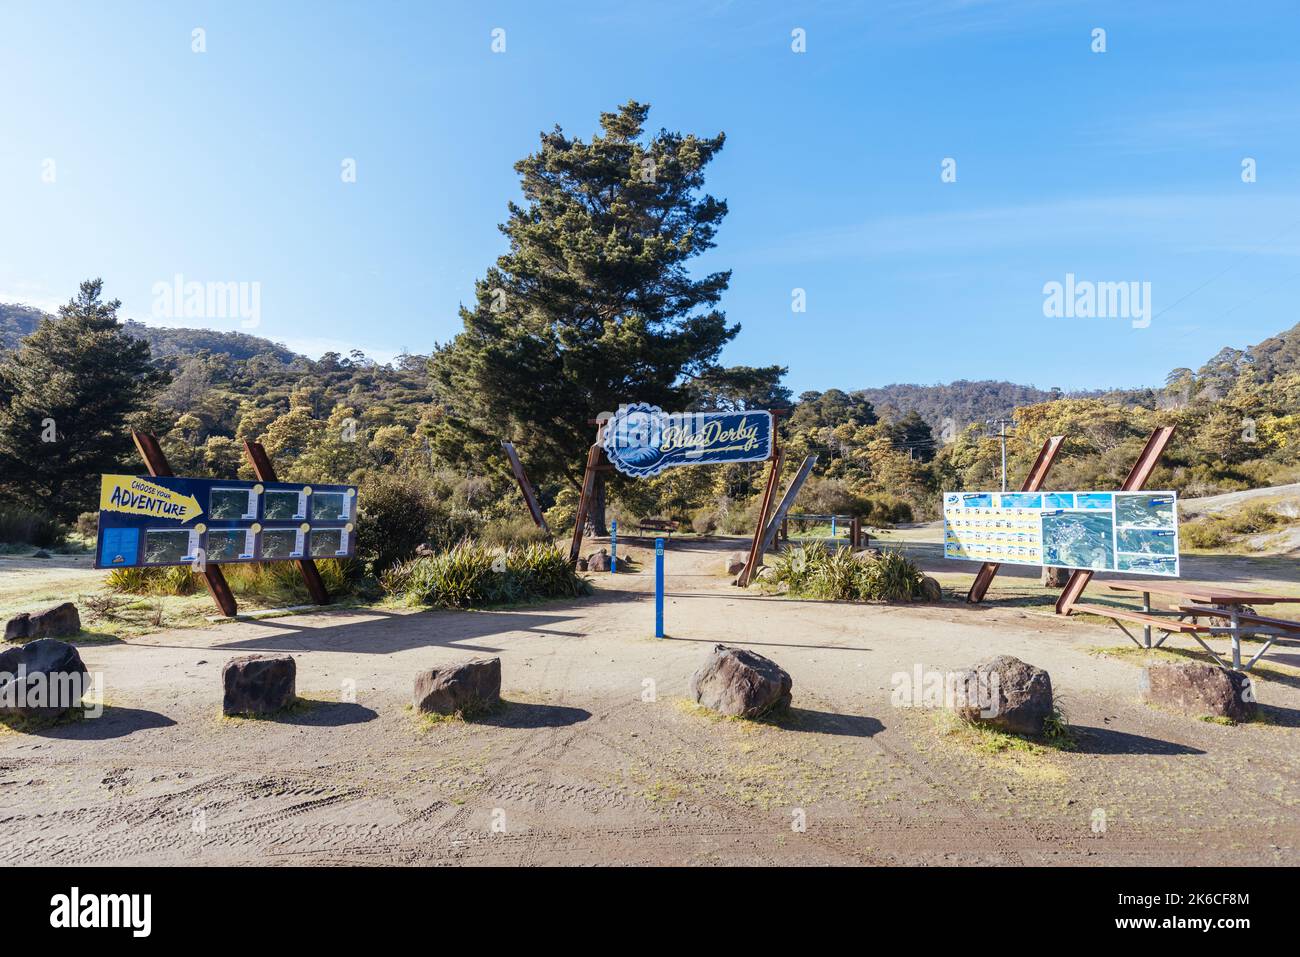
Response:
2,537,1299,866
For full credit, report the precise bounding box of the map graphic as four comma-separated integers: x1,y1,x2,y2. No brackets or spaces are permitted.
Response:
1041,510,1113,569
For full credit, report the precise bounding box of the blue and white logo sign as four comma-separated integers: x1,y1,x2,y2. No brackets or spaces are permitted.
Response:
602,404,774,477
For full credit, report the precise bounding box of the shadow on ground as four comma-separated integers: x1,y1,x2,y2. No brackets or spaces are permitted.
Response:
7,705,177,740
270,701,378,727
471,700,591,729
766,706,884,737
142,591,641,657
1070,725,1205,755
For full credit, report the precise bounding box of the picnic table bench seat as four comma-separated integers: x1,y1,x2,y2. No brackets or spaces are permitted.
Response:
1172,604,1300,640
1070,603,1206,634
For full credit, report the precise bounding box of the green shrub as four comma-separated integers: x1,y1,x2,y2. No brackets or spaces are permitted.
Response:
1181,520,1229,550
543,487,579,534
106,558,361,602
690,508,716,535
382,539,591,608
480,515,550,549
1223,503,1281,535
0,506,63,547
857,548,923,601
762,543,923,602
863,494,914,525
106,564,201,596
355,473,467,573
1182,502,1287,550
75,511,99,540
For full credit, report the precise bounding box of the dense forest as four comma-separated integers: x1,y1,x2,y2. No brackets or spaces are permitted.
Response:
1,102,1298,567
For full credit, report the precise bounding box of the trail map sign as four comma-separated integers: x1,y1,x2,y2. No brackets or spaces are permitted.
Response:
95,474,357,569
602,403,773,477
942,490,1180,577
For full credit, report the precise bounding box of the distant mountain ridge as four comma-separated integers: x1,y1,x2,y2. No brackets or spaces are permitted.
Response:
854,320,1299,431
0,303,298,363
2,301,1296,428
854,380,1075,434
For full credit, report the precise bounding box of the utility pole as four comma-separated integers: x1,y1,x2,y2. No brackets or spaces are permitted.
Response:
986,418,1014,492
999,420,1007,493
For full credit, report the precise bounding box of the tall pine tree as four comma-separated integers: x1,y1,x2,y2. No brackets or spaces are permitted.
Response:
431,101,779,531
0,279,166,521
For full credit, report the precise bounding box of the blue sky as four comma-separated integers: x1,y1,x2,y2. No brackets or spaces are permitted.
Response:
3,1,1298,394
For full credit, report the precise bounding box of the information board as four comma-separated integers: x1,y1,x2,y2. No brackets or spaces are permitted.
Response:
942,490,1179,577
95,474,357,569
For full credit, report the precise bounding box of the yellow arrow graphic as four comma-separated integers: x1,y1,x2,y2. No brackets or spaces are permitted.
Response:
100,475,204,524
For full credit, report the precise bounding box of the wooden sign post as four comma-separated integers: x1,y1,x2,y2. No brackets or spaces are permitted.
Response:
131,431,239,617
501,440,551,537
241,439,331,607
964,435,1065,604
1055,426,1175,615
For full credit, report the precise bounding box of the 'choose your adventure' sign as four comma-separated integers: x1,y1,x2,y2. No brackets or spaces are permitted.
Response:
602,403,774,477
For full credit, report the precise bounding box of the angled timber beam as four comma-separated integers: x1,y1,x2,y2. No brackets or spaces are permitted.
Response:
965,435,1065,604
131,430,239,617
1055,426,1176,615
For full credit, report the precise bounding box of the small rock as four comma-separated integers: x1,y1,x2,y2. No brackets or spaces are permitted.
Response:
724,551,748,577
854,548,883,561
0,639,90,720
5,602,81,642
587,549,611,572
413,657,501,716
576,558,589,571
918,576,943,602
949,654,1054,735
31,550,51,560
222,654,296,716
689,644,792,718
1139,661,1256,722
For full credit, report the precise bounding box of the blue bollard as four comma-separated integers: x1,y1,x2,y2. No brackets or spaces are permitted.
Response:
655,537,664,638
831,515,837,541
610,520,617,574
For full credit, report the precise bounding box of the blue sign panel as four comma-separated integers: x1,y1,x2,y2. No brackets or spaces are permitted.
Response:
602,404,774,478
94,474,357,569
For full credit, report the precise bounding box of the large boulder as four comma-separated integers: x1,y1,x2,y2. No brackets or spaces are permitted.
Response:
587,549,611,572
222,654,296,716
414,656,501,716
1139,661,1256,722
690,644,792,719
0,639,90,720
917,576,943,602
949,654,1053,735
724,551,748,577
5,602,81,642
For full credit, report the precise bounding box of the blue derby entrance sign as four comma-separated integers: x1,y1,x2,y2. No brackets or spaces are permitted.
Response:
569,404,786,589
602,404,774,477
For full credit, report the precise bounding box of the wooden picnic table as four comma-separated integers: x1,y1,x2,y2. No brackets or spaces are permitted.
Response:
1086,581,1300,671
1105,581,1300,607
